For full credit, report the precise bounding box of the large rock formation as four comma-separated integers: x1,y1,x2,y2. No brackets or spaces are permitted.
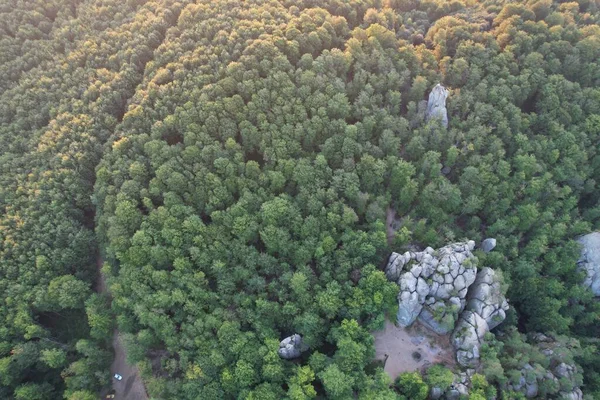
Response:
425,84,449,128
577,232,600,296
452,268,509,367
385,241,509,367
386,241,478,334
278,334,307,359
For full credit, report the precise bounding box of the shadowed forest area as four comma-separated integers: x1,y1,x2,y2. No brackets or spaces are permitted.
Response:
0,0,599,399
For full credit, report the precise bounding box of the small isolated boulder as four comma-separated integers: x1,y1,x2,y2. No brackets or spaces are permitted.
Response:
481,238,497,253
426,84,449,128
577,232,600,296
278,334,307,359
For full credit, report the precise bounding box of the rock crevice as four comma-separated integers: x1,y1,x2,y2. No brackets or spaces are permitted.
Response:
385,240,509,367
425,83,449,128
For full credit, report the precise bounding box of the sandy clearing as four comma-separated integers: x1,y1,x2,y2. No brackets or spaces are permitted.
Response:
373,319,455,380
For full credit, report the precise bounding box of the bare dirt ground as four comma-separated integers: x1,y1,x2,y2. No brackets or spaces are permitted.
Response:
110,331,149,400
97,256,149,400
373,319,455,380
386,207,397,246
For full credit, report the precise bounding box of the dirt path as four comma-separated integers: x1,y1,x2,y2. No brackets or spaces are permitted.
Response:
386,207,397,246
373,319,455,380
96,256,148,400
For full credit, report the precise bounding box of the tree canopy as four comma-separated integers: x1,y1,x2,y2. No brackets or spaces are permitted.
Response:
0,0,599,398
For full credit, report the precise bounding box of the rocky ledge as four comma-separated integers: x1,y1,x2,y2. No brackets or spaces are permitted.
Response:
577,232,600,296
506,333,583,399
425,83,450,128
452,267,509,367
385,240,508,367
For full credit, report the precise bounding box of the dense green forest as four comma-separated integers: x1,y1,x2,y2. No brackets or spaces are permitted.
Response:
0,0,599,399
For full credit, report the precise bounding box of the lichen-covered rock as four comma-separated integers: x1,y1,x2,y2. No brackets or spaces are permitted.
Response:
385,241,509,368
577,232,600,296
278,334,306,359
451,268,508,367
466,268,509,330
506,334,585,399
426,84,449,127
560,388,583,400
385,241,477,329
452,310,488,367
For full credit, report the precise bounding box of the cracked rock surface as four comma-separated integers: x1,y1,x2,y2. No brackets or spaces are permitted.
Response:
452,267,509,367
425,83,449,128
385,241,509,367
577,232,600,296
386,241,477,333
278,334,306,359
505,334,584,399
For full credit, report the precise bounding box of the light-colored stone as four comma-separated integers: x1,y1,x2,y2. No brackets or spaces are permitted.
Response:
452,310,488,367
525,381,538,398
384,241,509,369
425,84,449,128
278,334,306,359
577,232,600,296
416,278,430,298
397,290,423,327
560,388,583,400
481,238,497,252
400,272,417,292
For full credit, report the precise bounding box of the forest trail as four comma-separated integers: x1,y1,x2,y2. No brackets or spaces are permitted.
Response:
96,256,149,400
386,207,397,246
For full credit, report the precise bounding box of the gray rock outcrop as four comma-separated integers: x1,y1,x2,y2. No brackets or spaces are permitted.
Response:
504,334,585,399
429,369,475,400
385,241,509,367
577,232,600,296
505,363,540,398
481,238,497,253
452,267,509,367
386,241,478,333
278,334,306,359
426,84,449,128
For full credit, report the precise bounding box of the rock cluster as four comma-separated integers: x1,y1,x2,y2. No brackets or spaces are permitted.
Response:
425,83,449,128
386,241,478,334
577,232,600,296
430,369,474,400
385,240,509,367
505,363,540,398
452,267,509,367
507,334,584,399
278,334,307,359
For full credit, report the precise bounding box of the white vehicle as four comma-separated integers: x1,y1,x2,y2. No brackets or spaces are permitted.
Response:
114,373,123,381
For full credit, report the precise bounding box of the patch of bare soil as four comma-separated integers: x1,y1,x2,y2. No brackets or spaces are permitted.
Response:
110,331,148,400
386,207,397,246
373,319,455,381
